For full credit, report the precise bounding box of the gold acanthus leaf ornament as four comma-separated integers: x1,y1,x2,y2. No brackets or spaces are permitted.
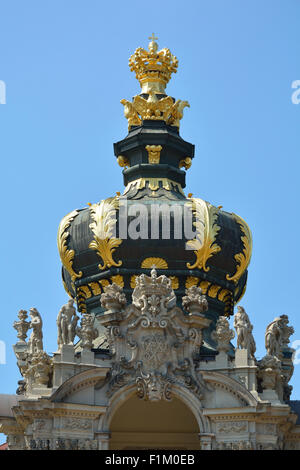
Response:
186,198,221,271
89,197,122,270
57,210,83,284
226,214,252,283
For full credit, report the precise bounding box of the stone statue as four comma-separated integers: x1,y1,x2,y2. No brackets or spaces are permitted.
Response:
212,316,235,353
265,315,294,358
28,308,43,354
234,306,256,357
56,299,79,349
278,314,294,348
264,315,294,401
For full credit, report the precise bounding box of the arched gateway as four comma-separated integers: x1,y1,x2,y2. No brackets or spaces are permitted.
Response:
109,395,199,450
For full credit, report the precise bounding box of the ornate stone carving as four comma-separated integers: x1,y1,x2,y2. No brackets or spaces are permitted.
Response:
100,283,127,313
182,285,208,314
77,314,98,350
13,310,30,344
234,306,256,357
49,438,98,451
23,351,52,388
215,440,252,450
258,355,281,390
56,299,79,350
63,418,91,430
13,307,53,392
33,419,47,431
216,421,248,433
212,316,235,353
78,439,98,450
136,371,172,402
99,268,211,401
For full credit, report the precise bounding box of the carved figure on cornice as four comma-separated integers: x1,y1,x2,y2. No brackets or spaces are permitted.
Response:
77,314,98,350
234,306,256,357
212,316,235,353
27,308,43,354
56,299,79,349
278,315,294,348
265,315,294,358
182,285,208,314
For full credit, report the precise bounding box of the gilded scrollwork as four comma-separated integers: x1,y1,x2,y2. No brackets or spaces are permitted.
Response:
89,197,122,270
186,198,221,271
145,145,162,164
226,214,252,283
123,177,185,196
121,93,190,130
117,155,129,168
179,156,192,170
57,210,83,284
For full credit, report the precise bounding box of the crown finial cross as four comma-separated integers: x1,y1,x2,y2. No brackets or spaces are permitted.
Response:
148,33,158,42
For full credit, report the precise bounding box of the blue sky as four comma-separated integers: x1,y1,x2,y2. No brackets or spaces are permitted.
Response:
0,0,299,415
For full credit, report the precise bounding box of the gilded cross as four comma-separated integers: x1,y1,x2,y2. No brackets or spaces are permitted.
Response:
148,33,158,42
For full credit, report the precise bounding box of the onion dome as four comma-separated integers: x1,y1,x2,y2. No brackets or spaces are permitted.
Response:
57,36,252,355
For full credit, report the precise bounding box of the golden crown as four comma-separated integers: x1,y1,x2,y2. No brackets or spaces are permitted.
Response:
129,34,178,93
